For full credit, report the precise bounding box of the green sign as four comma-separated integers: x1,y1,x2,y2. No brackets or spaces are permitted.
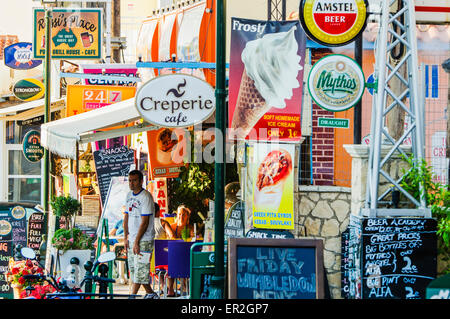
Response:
22,130,44,163
318,117,350,128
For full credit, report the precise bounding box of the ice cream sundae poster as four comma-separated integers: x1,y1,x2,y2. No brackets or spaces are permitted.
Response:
147,127,187,180
229,18,306,142
33,8,102,59
251,143,295,230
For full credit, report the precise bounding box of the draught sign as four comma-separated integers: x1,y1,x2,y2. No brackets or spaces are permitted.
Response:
299,0,368,46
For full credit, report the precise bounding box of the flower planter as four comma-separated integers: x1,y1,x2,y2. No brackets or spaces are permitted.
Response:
11,284,24,299
51,248,93,292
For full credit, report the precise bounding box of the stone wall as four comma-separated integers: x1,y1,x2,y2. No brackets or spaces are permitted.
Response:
297,185,351,299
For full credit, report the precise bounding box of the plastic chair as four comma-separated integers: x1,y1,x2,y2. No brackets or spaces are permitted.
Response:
152,239,171,297
167,240,199,297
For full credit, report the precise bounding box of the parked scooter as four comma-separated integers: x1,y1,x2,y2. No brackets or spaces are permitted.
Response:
20,247,133,299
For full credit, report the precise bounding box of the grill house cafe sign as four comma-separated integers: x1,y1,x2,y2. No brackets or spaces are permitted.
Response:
136,74,215,128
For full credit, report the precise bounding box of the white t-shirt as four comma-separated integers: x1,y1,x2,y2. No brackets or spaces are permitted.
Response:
125,189,155,244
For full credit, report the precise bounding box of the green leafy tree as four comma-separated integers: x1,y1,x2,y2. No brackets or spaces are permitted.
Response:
401,155,450,273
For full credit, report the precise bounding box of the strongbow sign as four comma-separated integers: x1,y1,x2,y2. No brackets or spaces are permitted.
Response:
308,54,365,112
3,42,42,70
299,0,368,46
13,78,45,102
135,74,215,128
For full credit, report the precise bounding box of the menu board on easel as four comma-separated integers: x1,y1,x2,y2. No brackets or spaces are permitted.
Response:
93,145,135,206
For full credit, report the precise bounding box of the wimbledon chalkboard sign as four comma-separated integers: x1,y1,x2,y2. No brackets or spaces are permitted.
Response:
93,145,135,206
27,212,45,253
361,218,437,299
228,238,324,299
225,201,244,240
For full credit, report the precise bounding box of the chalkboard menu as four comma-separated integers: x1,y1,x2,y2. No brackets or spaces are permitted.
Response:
228,238,324,299
27,212,45,253
342,216,437,299
225,201,244,239
361,217,437,299
93,145,135,206
0,206,27,299
0,241,13,298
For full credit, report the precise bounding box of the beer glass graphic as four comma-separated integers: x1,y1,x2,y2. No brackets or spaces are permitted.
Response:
81,32,94,47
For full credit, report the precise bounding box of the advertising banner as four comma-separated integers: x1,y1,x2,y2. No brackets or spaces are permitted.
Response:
80,63,139,86
22,130,44,163
147,127,187,180
229,18,306,142
66,84,136,117
13,78,45,102
251,143,295,230
33,8,102,59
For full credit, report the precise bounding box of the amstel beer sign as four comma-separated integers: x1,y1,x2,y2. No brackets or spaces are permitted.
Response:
308,54,365,112
299,0,368,46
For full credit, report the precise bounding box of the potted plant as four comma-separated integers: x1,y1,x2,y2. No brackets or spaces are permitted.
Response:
5,258,44,299
49,195,94,286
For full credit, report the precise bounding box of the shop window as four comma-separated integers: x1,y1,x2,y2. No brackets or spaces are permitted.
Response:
8,150,41,176
8,178,41,203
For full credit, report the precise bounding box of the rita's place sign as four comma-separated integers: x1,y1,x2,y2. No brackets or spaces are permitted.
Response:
299,0,368,46
135,74,215,128
308,54,365,112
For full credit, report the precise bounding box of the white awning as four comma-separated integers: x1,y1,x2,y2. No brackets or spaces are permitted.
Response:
0,97,65,118
40,98,149,159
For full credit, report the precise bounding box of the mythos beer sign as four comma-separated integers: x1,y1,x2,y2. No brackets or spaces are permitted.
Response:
135,74,215,128
299,0,368,46
308,54,365,112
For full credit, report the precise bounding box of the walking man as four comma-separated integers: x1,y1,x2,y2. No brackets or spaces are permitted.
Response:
123,170,159,299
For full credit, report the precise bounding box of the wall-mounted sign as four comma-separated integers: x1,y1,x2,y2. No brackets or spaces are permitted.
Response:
80,63,139,86
13,78,45,102
299,0,368,46
4,42,42,70
66,84,136,117
33,8,102,59
308,54,365,112
136,74,216,128
318,117,350,128
22,130,44,163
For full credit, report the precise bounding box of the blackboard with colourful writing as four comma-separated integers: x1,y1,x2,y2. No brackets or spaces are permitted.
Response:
27,212,45,253
93,145,135,206
361,218,437,299
228,238,324,299
0,241,13,298
225,201,244,240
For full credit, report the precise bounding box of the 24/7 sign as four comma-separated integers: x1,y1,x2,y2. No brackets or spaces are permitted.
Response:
66,84,136,117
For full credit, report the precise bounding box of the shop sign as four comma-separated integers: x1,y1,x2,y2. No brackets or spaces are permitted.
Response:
308,54,365,112
22,130,44,163
80,63,139,86
136,74,215,128
13,78,45,102
3,42,42,70
66,84,136,117
318,117,350,128
299,0,368,46
33,8,102,59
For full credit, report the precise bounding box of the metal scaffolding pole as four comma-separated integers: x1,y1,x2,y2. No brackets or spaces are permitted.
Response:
362,0,430,218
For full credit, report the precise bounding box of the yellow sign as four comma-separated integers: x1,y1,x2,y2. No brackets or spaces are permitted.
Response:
251,143,295,230
66,84,136,117
33,8,102,59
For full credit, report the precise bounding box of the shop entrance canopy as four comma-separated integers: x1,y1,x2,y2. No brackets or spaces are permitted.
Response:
40,98,151,159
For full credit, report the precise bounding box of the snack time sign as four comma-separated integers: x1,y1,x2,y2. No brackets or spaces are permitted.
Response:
33,8,102,59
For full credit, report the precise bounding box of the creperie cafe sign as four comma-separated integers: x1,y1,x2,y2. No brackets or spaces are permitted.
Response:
300,0,368,46
135,74,216,128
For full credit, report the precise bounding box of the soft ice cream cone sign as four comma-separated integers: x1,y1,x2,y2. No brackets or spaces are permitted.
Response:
229,18,306,142
136,74,215,128
251,143,295,230
308,54,365,112
299,0,368,46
